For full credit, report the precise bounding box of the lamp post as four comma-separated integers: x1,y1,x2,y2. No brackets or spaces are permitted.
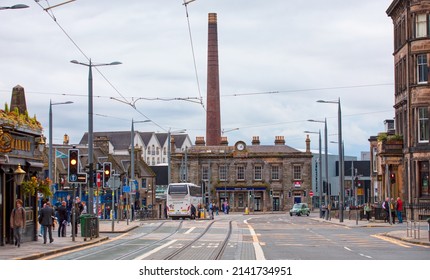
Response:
304,130,323,217
308,118,329,219
130,119,150,221
0,4,29,10
318,98,344,222
71,59,121,215
167,129,186,185
49,100,73,202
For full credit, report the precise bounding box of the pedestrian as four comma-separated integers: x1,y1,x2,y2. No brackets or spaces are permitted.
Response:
72,197,83,236
226,202,230,214
215,203,219,215
364,203,371,221
66,195,73,225
396,197,403,224
382,198,390,223
10,199,26,248
209,201,214,219
190,204,196,220
57,201,67,237
81,201,87,214
390,198,396,224
39,201,55,244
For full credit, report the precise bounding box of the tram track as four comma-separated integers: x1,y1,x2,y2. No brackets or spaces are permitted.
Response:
163,220,232,260
69,221,180,260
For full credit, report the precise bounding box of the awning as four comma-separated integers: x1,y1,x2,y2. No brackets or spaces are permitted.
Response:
26,161,44,168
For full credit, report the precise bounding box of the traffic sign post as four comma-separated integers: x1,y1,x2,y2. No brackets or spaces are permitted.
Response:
109,175,121,232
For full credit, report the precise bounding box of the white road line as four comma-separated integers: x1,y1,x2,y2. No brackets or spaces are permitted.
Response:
344,246,352,251
244,219,266,260
134,239,177,260
359,253,372,259
184,227,195,234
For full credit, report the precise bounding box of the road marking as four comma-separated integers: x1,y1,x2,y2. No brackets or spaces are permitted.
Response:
359,253,372,259
372,234,411,248
344,246,352,251
244,219,266,260
184,227,195,234
134,239,177,260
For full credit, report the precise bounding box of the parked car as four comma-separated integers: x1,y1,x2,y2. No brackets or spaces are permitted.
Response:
289,203,310,216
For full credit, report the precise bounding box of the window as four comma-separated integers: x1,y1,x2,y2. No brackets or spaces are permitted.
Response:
180,164,187,182
372,147,378,173
417,54,428,84
237,165,245,181
254,165,262,181
419,161,429,197
219,165,227,181
418,107,429,143
416,14,427,38
202,165,209,181
293,165,302,180
271,165,280,180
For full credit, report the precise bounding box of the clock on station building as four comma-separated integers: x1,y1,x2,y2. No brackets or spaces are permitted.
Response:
235,141,246,151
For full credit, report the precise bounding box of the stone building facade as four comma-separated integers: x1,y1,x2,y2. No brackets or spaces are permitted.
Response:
386,0,430,220
170,136,313,212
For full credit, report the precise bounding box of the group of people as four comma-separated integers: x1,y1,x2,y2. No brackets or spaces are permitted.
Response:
37,196,85,245
9,196,86,249
382,197,403,224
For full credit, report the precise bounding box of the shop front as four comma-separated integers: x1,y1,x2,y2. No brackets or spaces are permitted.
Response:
215,186,270,212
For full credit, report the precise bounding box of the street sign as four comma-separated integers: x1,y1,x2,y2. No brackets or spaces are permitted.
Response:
69,173,87,184
123,185,131,193
309,191,314,197
108,176,121,190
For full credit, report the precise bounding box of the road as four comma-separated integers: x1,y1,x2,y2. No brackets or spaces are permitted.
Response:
42,213,430,260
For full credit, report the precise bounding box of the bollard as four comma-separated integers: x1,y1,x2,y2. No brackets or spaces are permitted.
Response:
427,218,430,242
245,207,249,215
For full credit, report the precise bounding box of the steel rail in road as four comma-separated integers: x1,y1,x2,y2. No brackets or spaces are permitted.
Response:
164,220,232,260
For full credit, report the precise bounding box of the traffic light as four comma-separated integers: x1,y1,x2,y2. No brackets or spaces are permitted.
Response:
390,173,396,184
103,162,112,187
68,149,79,183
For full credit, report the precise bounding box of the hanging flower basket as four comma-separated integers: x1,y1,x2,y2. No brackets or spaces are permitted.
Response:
21,176,52,197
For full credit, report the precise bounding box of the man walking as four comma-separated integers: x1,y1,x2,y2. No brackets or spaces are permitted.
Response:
57,201,67,237
396,197,403,224
39,201,55,244
10,199,26,248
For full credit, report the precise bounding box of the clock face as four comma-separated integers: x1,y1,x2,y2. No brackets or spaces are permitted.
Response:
236,142,245,151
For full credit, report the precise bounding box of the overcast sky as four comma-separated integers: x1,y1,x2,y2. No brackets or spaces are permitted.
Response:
1,0,394,158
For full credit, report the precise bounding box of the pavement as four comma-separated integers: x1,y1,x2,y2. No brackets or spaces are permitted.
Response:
0,215,429,260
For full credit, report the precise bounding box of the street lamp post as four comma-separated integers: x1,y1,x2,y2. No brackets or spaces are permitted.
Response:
318,98,344,222
308,118,329,220
49,100,73,202
304,130,323,217
130,119,150,221
71,59,121,215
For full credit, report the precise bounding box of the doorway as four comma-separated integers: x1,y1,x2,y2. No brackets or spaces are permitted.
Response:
254,197,261,211
273,197,280,211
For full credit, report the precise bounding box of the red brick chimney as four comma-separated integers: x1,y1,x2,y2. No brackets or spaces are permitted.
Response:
206,13,221,146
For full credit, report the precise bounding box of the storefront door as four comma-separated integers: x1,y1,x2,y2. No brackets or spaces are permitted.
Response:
254,197,261,211
273,197,280,211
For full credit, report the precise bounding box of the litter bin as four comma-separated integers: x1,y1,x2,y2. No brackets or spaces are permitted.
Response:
80,214,99,241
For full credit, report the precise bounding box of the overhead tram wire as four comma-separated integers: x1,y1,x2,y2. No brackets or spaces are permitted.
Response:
34,0,205,132
225,83,393,97
182,0,205,111
34,0,132,110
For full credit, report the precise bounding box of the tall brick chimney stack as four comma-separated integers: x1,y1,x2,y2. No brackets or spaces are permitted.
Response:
206,13,221,146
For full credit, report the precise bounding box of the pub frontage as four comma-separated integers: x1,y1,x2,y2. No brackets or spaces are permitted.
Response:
0,85,45,246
